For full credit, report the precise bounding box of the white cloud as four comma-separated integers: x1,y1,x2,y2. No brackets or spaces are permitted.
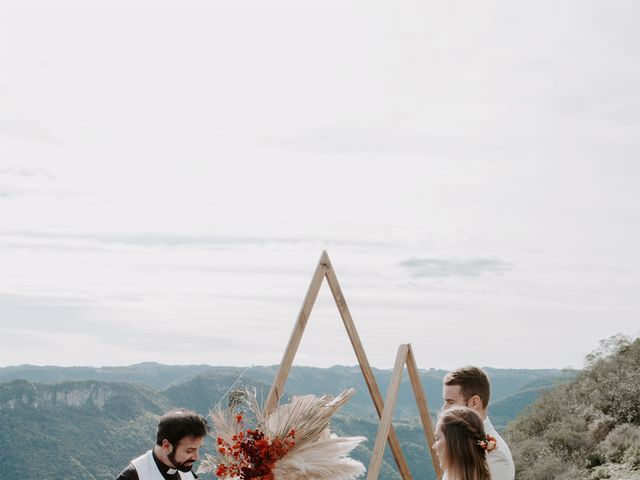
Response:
0,0,639,370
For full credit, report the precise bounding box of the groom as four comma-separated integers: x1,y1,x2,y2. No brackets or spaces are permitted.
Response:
441,366,515,480
117,409,209,480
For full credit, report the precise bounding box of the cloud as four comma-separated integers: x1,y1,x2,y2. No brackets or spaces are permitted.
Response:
0,230,394,250
399,257,512,278
0,166,55,201
0,90,63,145
0,166,54,179
268,126,450,156
0,292,269,366
0,189,18,198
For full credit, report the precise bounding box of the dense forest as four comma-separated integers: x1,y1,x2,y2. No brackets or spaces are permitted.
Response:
506,335,640,480
0,364,570,479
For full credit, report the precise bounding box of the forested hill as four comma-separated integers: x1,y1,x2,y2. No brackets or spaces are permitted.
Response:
506,336,640,480
0,363,574,421
0,364,573,480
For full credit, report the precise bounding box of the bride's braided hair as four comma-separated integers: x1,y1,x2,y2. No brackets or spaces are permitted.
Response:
443,410,485,442
438,406,491,480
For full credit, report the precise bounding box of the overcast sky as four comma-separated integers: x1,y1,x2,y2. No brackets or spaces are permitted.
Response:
1,0,639,371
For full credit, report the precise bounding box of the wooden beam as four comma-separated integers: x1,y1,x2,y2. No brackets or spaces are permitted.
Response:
367,344,410,480
324,254,413,479
264,251,328,414
406,345,443,480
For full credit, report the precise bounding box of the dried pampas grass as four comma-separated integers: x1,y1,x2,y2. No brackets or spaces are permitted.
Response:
273,430,366,480
200,388,366,480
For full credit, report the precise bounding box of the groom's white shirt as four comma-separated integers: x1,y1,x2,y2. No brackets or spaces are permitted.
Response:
131,450,195,480
441,417,514,480
483,416,515,480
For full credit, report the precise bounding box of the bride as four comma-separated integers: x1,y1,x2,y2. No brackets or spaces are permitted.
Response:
433,406,493,480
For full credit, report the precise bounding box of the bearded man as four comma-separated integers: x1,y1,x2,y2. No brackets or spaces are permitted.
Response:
117,409,209,480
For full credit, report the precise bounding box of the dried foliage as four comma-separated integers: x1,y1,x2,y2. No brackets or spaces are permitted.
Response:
200,388,366,480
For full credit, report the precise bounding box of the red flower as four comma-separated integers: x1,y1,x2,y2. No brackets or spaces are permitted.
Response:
216,427,296,479
477,434,498,452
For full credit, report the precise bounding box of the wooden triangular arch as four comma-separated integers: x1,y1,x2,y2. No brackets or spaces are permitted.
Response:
367,343,443,480
265,251,442,480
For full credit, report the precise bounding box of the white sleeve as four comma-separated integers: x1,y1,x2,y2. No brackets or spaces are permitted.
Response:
487,449,515,480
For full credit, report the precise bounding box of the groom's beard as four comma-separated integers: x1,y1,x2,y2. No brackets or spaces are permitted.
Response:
168,449,194,472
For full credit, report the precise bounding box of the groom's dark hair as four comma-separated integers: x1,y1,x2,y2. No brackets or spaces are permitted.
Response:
156,409,209,446
444,366,491,408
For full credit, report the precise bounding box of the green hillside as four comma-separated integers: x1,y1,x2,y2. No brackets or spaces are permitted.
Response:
490,371,576,431
0,380,169,480
506,336,640,480
0,364,574,480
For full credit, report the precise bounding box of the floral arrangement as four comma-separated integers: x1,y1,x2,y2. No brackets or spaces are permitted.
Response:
214,415,295,479
199,388,366,480
477,434,498,452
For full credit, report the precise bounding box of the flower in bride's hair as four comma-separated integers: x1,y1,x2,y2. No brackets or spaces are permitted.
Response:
477,434,498,452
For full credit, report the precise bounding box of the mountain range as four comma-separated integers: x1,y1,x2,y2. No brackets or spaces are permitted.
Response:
0,364,575,480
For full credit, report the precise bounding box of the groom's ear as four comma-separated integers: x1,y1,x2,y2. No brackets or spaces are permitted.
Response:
467,394,483,410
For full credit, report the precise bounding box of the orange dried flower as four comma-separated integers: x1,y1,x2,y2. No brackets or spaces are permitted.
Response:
215,428,296,479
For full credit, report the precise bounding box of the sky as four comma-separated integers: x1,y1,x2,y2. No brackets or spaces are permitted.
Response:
1,0,639,371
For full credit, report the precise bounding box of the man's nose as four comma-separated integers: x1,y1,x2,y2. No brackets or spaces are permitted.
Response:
192,450,200,461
